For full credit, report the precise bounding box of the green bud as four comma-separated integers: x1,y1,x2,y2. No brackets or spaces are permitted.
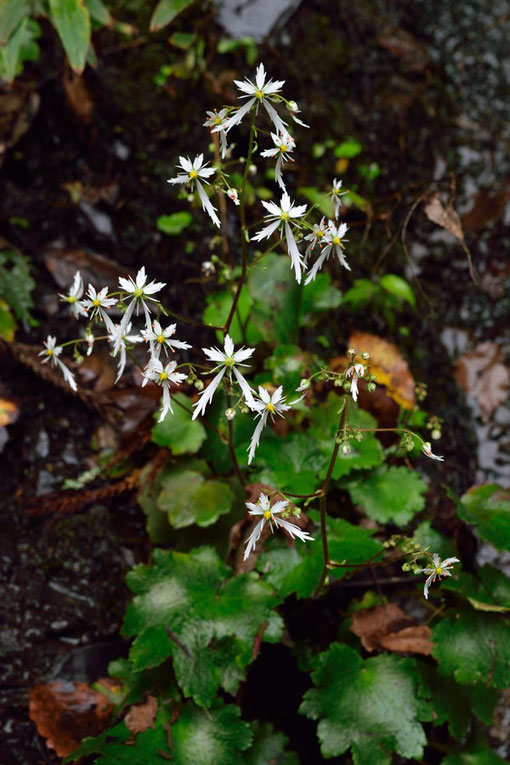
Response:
195,380,204,391
342,444,351,455
431,429,441,440
366,382,376,392
355,432,363,442
361,352,370,360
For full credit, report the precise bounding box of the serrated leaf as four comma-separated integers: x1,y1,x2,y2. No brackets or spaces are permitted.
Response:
122,547,282,705
301,273,342,321
441,564,510,612
0,0,30,44
379,274,415,307
171,701,252,765
458,484,510,550
263,345,309,392
49,0,91,73
249,431,326,494
300,644,427,763
248,254,300,346
150,0,196,32
413,521,456,561
441,737,508,765
84,0,111,25
247,721,298,765
257,511,382,599
156,210,192,235
0,250,36,325
152,393,205,455
348,466,427,526
432,607,510,688
157,467,234,528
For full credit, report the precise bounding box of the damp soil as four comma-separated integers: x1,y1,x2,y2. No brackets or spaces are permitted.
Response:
1,0,509,762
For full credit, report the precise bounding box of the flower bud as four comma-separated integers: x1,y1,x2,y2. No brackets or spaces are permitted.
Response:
361,352,370,360
431,429,441,440
342,444,351,455
366,382,376,392
225,408,236,421
347,347,356,356
195,380,204,391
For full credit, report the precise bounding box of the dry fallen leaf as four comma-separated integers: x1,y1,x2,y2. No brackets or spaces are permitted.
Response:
462,183,510,232
423,192,464,241
29,680,113,757
124,695,158,734
455,342,510,422
44,248,129,292
63,70,94,123
350,603,432,655
0,395,18,426
348,331,416,410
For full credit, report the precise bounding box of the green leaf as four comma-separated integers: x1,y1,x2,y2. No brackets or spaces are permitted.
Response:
348,465,427,526
379,274,415,307
0,0,30,45
441,564,510,612
0,299,15,340
247,721,298,765
152,393,205,455
0,16,26,82
0,250,36,325
300,644,427,763
457,484,510,550
301,273,342,322
342,278,379,310
432,607,510,688
171,701,252,765
84,0,111,25
308,394,384,479
202,285,262,345
413,521,456,561
48,0,91,73
123,547,282,705
156,210,192,235
334,139,362,158
150,0,195,32
248,254,300,345
297,186,334,218
157,467,234,528
263,345,309,392
249,431,326,494
258,511,382,599
63,702,170,762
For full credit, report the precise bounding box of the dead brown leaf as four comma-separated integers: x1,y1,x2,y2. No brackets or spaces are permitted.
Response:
455,342,510,422
63,70,94,123
78,354,117,392
349,331,416,410
44,248,129,292
124,695,158,734
0,395,18,426
0,82,40,161
29,680,113,757
424,192,464,241
462,183,510,232
350,603,432,655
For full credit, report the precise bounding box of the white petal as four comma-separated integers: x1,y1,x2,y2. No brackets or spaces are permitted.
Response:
247,413,267,464
192,367,226,419
232,367,255,406
243,518,266,560
196,180,221,228
285,222,303,283
251,219,281,242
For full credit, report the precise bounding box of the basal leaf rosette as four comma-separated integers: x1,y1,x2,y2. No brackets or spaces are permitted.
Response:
122,546,283,707
300,643,427,764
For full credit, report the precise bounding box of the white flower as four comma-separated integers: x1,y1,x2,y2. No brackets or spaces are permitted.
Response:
305,220,350,284
141,320,191,359
115,267,165,354
82,284,116,333
247,385,291,464
201,260,216,276
108,322,144,383
39,335,77,391
416,553,460,599
260,131,296,191
203,108,229,158
227,188,240,205
192,334,255,420
295,378,311,392
287,100,309,128
422,442,444,461
303,216,328,260
58,271,87,319
219,63,287,135
251,192,307,283
142,357,187,422
331,177,347,218
167,153,220,228
243,492,314,561
345,363,365,403
225,407,236,421
84,332,95,356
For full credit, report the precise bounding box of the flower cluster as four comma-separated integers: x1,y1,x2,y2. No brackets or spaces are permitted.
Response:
243,493,314,561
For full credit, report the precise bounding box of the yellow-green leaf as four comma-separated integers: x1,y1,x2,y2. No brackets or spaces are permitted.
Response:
49,0,91,73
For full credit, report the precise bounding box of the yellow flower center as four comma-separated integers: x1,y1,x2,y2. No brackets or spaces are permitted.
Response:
333,188,339,195
263,509,273,520
133,288,143,298
224,356,235,367
280,212,290,222
157,334,165,344
45,348,53,356
214,117,221,125
189,170,198,180
333,237,341,245
159,371,168,382
317,230,324,238
435,567,443,575
93,298,100,307
266,403,275,413
281,144,287,152
67,296,76,303
255,89,265,100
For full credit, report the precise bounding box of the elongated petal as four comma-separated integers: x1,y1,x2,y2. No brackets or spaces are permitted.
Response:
285,222,303,283
251,219,281,242
248,412,268,464
196,180,221,228
232,366,255,406
192,367,226,420
221,98,256,132
274,517,315,542
113,300,136,354
263,100,287,134
243,518,266,560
